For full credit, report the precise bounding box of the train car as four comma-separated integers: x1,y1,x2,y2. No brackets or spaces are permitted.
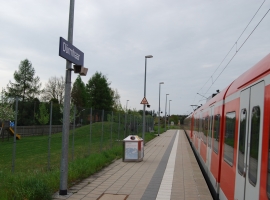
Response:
184,53,270,200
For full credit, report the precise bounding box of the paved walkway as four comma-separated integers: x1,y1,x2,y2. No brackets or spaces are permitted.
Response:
53,130,212,200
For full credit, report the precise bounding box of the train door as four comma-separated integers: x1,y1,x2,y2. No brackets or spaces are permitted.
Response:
206,107,214,173
235,81,264,200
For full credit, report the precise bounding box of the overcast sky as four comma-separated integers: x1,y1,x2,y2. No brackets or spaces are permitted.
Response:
0,0,269,115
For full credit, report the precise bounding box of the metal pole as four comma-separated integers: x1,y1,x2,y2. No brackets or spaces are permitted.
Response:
146,115,148,133
165,95,166,132
12,97,18,173
118,112,120,140
100,110,104,152
125,100,128,137
48,101,53,170
89,108,92,155
136,117,138,135
59,0,75,195
72,106,76,161
142,58,147,142
158,84,161,136
111,111,113,149
169,100,171,129
165,94,168,132
133,115,135,134
129,114,131,135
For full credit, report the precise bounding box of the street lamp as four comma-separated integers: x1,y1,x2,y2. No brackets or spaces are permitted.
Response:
168,100,172,129
142,55,153,143
126,100,129,112
164,94,169,132
125,100,129,137
158,82,164,136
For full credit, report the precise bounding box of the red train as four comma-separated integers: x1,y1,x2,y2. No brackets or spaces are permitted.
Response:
183,53,270,200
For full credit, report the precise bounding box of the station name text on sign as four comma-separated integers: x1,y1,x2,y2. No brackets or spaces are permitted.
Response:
59,37,84,66
63,42,80,61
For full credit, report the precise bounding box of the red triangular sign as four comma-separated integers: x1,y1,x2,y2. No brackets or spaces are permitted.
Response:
140,97,149,104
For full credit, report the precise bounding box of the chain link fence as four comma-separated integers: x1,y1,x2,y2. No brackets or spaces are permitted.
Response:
0,100,154,173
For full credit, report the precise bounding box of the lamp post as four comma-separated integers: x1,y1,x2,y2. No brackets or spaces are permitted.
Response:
158,82,164,136
126,100,129,112
125,100,129,137
168,100,172,129
142,55,153,142
164,94,169,132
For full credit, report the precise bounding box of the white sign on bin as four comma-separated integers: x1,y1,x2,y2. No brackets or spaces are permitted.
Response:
125,142,138,159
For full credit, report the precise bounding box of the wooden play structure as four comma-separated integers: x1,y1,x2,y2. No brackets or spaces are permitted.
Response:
0,120,21,141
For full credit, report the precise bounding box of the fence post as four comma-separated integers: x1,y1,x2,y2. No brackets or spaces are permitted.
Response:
133,115,135,134
129,114,131,135
123,114,125,139
48,101,53,170
111,111,113,149
136,116,138,135
118,112,120,140
125,112,127,137
72,106,76,161
12,97,18,173
100,110,104,152
89,107,92,155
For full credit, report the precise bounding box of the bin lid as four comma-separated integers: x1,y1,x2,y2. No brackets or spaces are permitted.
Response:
123,135,143,141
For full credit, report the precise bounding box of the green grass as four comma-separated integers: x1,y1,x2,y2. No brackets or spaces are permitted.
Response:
0,122,158,200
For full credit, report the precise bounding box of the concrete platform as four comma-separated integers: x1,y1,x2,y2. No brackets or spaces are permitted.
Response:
53,130,212,200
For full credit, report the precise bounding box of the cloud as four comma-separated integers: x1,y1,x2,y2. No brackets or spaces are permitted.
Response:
0,0,269,114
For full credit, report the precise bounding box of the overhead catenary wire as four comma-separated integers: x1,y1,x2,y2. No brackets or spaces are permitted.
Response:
202,6,270,97
194,1,269,104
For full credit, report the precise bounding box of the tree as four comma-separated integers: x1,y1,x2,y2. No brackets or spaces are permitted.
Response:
35,103,49,125
86,72,113,111
41,76,65,104
71,75,87,108
0,103,15,121
5,59,42,101
180,115,188,125
111,88,122,111
169,115,180,125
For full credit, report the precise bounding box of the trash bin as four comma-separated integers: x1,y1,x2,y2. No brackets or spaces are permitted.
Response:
123,135,144,162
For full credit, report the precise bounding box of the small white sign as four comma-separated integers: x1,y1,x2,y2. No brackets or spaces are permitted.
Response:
125,142,138,159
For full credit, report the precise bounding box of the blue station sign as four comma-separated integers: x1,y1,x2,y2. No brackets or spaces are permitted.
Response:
59,37,84,66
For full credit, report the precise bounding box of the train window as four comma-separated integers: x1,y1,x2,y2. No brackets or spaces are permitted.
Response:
202,118,204,140
224,112,236,166
248,106,260,186
213,115,220,154
238,109,247,176
203,117,208,144
208,116,213,147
